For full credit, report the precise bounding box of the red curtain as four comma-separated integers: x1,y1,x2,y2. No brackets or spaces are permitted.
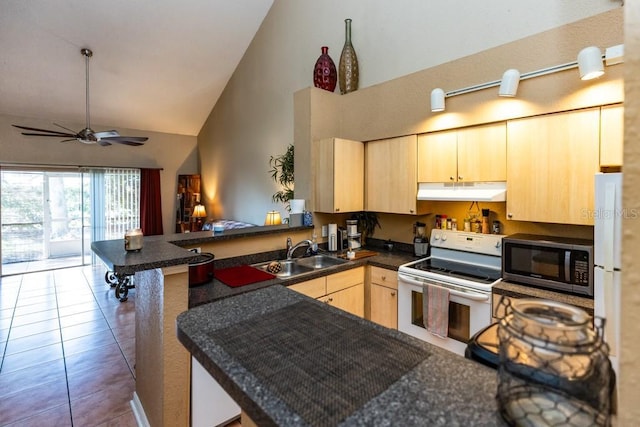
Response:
140,168,164,236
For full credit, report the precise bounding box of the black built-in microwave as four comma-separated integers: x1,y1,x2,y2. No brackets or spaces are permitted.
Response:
502,233,594,297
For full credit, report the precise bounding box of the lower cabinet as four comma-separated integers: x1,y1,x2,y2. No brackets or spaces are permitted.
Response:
289,267,365,317
191,357,240,427
367,266,398,329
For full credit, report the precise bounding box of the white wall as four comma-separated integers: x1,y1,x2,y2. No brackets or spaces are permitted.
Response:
0,113,198,235
198,0,619,225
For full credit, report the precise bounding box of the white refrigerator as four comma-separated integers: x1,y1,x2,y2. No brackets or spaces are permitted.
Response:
594,172,622,376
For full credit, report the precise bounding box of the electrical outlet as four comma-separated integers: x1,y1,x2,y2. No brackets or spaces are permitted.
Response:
321,225,328,237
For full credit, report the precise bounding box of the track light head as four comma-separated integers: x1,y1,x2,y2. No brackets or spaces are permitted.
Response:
499,69,520,97
430,88,445,112
578,46,604,80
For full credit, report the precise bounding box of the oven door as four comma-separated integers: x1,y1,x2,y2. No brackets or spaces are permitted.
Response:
398,272,492,356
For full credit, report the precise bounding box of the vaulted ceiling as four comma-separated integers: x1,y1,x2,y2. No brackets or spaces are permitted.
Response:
0,0,274,136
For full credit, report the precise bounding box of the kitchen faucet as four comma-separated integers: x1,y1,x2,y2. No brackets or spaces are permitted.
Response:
286,239,315,259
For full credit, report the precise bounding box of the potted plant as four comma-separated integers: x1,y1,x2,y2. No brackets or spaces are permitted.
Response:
269,144,294,211
350,211,381,245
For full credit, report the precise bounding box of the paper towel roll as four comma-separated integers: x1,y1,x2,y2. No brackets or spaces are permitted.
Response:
290,199,305,214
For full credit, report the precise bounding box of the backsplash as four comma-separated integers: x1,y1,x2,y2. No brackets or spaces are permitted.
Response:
311,201,593,246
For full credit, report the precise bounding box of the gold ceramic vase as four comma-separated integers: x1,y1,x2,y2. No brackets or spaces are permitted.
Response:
339,18,359,94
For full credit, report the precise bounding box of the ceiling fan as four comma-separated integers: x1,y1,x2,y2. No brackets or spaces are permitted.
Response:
12,48,148,147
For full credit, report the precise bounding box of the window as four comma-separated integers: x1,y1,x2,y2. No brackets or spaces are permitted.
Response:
1,167,140,275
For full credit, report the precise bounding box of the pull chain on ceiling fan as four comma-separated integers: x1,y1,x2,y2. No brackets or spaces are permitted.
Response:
12,48,148,147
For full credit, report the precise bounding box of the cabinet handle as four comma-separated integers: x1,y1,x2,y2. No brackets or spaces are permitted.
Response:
409,209,414,214
335,208,340,212
324,297,333,303
381,276,386,281
458,176,463,181
391,292,396,297
507,213,513,219
449,176,455,181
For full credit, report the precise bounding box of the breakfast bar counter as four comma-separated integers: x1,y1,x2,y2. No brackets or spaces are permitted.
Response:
177,285,503,426
90,224,314,427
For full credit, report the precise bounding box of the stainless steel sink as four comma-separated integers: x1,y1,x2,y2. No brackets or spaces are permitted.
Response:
253,255,347,279
254,260,314,278
295,254,348,269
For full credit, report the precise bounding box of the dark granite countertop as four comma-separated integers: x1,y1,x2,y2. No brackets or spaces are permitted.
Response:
188,247,418,308
493,280,594,316
177,285,503,426
91,224,312,275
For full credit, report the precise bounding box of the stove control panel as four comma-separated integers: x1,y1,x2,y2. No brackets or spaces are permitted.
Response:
430,229,504,256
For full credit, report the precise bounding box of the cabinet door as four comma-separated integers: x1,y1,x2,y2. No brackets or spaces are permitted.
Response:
314,138,364,213
417,131,457,182
457,122,506,182
600,104,623,167
326,283,364,317
289,277,326,299
334,138,365,212
326,267,364,294
365,135,418,214
506,109,600,225
370,283,397,329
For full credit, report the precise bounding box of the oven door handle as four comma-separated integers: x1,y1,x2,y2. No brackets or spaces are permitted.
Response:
398,273,490,302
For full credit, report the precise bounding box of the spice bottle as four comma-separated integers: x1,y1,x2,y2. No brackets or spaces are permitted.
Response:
464,218,471,232
435,215,441,230
451,218,458,231
440,215,448,229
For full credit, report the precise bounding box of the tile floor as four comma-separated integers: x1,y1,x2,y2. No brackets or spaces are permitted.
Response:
0,265,137,426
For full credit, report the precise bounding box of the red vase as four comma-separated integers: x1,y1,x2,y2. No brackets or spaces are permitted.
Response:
313,46,337,92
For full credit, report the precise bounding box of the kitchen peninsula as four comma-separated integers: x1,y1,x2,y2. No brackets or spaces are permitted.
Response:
91,224,313,427
177,285,502,426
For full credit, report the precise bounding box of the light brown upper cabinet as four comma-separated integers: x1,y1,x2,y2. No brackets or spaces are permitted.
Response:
313,138,364,213
417,122,507,183
506,108,600,225
365,135,424,214
600,104,623,167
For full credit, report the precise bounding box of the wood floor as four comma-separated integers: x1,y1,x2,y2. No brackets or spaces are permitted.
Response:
0,265,136,426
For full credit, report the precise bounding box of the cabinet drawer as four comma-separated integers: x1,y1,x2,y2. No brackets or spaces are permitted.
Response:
289,277,326,299
369,266,397,289
326,267,365,294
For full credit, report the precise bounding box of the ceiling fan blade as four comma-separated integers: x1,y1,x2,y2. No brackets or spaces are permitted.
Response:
60,139,77,143
53,123,80,134
93,130,120,138
19,132,77,137
102,137,146,146
97,139,112,146
103,136,148,143
12,124,75,137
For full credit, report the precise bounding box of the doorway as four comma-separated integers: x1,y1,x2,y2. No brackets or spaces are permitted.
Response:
1,167,140,276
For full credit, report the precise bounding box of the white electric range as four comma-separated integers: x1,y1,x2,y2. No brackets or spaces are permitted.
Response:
398,229,504,356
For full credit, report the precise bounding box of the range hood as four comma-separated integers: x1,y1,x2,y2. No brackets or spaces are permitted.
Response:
417,182,507,202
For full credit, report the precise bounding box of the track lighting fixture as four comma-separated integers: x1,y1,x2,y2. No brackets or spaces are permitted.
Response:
430,88,445,112
428,44,620,114
578,46,605,80
498,69,520,97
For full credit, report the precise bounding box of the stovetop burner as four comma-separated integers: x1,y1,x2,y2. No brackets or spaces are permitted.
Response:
410,257,501,285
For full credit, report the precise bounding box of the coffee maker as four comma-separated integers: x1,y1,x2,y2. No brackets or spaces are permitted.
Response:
413,221,428,257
